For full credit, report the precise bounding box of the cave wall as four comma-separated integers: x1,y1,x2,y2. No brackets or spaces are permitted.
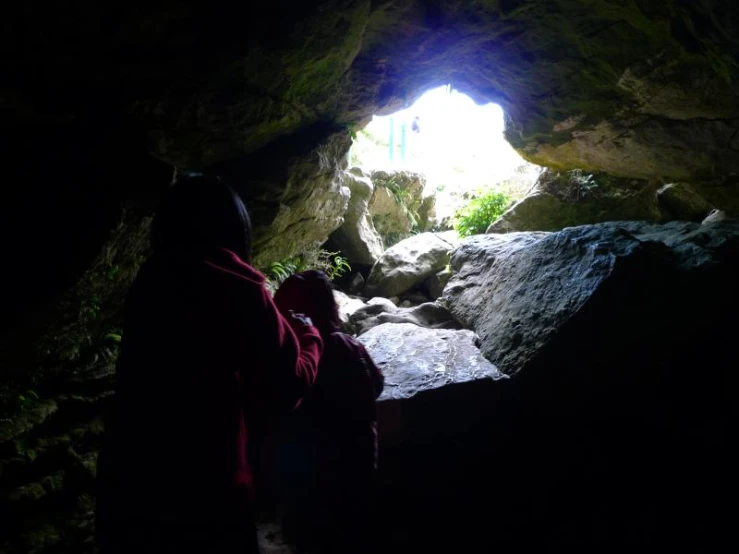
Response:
2,1,739,551
5,1,739,319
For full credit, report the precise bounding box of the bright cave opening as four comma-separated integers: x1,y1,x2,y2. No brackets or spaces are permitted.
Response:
349,85,542,227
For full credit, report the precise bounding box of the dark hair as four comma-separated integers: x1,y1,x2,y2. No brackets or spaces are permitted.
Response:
151,174,252,262
273,270,341,334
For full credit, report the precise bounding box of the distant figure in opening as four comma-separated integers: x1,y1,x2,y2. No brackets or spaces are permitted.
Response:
411,115,421,133
274,271,384,554
95,174,323,554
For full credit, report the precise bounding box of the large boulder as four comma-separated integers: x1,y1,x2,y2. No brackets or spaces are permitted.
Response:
370,170,425,213
327,170,384,265
364,232,459,298
447,220,739,374
360,323,508,551
441,219,739,551
488,169,663,233
361,323,507,403
360,322,506,443
368,170,436,246
218,128,353,267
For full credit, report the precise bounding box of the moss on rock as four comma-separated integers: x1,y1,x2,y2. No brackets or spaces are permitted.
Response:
488,169,664,233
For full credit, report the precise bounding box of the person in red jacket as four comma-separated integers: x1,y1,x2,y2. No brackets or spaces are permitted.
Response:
273,271,384,554
96,174,323,554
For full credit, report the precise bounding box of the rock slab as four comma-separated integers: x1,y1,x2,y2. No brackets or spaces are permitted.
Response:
359,323,505,402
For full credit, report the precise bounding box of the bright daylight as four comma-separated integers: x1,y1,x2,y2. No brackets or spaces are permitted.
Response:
349,85,542,232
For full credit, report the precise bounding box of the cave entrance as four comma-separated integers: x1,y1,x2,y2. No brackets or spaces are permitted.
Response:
349,85,542,222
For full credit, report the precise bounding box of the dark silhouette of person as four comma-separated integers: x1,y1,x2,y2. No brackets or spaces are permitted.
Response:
411,115,421,133
95,174,323,554
273,271,384,554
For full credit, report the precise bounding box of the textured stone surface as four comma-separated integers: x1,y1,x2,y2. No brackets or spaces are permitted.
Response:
218,127,353,267
368,186,411,236
0,364,115,554
364,232,458,298
36,2,730,182
367,171,437,246
328,170,384,265
488,169,663,233
418,219,739,553
359,323,506,402
350,300,461,336
6,3,739,335
7,0,739,375
446,220,739,375
521,115,739,181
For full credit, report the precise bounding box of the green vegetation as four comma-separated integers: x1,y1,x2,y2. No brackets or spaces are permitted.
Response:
16,390,39,412
556,170,599,201
454,190,513,237
263,247,352,290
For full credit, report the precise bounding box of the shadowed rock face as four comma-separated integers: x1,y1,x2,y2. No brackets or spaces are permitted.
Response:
366,220,739,553
4,2,739,551
5,0,739,336
13,2,739,175
326,170,385,266
447,219,739,374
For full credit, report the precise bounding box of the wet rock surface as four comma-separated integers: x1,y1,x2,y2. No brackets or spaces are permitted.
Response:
360,323,505,402
430,219,739,551
448,219,739,374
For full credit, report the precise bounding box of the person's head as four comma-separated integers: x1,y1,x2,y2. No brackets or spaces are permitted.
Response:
151,173,252,262
273,270,341,334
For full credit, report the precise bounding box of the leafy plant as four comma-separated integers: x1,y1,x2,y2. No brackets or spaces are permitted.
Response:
262,248,352,289
569,170,599,200
265,260,299,284
325,254,351,281
540,169,601,202
454,190,512,237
